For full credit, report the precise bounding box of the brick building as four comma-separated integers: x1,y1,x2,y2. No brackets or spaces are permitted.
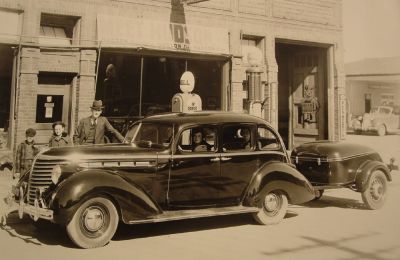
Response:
0,0,345,158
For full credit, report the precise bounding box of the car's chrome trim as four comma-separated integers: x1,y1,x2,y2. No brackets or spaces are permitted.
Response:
171,150,286,159
292,151,376,163
128,206,259,224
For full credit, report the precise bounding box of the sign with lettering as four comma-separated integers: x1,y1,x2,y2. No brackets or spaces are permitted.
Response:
97,15,230,55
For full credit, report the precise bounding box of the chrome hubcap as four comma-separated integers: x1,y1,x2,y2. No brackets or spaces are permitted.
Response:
264,193,280,212
83,207,105,232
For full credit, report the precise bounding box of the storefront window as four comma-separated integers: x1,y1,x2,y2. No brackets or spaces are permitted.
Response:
96,52,223,120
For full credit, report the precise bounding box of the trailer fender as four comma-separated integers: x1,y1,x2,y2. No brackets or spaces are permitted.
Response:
355,160,392,192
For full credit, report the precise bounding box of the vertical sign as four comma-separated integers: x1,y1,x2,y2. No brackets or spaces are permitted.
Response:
45,96,54,118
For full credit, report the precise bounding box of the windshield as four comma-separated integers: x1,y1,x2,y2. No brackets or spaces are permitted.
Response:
378,107,392,114
125,122,173,147
371,107,392,114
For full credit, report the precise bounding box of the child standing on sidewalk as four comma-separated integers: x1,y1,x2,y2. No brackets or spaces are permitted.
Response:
14,128,39,179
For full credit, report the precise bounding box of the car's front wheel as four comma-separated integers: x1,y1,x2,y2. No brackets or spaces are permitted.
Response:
361,170,387,210
377,125,386,136
66,196,119,248
253,190,288,225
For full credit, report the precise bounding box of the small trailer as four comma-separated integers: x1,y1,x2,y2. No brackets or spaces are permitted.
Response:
291,141,392,210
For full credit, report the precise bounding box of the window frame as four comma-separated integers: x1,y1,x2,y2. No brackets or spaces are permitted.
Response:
256,124,282,151
221,123,255,153
176,125,218,154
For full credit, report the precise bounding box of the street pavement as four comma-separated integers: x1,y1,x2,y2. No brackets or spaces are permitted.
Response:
0,133,399,259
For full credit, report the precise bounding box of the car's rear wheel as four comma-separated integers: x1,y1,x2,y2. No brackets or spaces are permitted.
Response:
361,170,387,210
66,197,119,248
377,125,386,136
253,190,288,225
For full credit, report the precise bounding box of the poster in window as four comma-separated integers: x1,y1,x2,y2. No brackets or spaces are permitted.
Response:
36,95,63,123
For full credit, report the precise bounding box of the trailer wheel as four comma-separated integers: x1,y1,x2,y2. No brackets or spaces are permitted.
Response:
66,197,119,248
361,170,387,210
253,190,288,225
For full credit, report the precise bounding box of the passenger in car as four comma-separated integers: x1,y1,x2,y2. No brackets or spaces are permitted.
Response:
240,128,251,150
192,129,212,152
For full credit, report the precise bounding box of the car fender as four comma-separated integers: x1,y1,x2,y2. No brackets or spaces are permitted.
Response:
244,161,315,206
49,169,162,224
355,160,392,192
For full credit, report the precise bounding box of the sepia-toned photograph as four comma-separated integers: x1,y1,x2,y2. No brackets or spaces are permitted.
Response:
0,0,399,259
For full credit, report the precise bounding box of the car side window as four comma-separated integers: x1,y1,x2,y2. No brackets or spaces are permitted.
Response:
178,127,216,153
222,125,253,152
257,126,280,150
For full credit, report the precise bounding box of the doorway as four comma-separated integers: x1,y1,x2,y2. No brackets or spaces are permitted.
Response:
35,72,74,144
0,45,14,150
276,42,328,149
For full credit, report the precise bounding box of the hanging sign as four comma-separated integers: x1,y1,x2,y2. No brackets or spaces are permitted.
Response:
97,15,230,55
44,96,54,118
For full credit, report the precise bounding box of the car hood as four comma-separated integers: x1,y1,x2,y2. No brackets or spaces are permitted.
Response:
38,143,168,161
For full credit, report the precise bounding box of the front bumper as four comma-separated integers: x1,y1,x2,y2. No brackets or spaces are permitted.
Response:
2,185,54,223
353,121,378,132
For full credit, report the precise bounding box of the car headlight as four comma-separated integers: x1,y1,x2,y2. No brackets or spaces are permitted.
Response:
357,116,363,121
51,165,62,184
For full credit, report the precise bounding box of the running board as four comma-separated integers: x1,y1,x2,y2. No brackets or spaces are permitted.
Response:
128,206,259,224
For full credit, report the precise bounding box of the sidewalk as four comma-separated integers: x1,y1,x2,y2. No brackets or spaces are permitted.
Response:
0,169,14,198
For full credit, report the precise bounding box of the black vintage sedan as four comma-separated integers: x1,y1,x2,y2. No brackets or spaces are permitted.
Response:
7,112,315,248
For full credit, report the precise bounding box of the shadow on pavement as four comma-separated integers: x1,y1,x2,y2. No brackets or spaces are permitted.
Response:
1,212,74,248
261,231,400,259
1,209,301,247
114,213,254,241
302,195,367,210
113,211,299,242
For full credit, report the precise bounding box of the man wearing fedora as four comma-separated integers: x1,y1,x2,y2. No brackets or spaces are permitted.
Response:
73,100,124,145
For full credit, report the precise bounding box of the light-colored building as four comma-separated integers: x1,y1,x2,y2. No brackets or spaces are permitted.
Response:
0,0,345,159
345,56,400,118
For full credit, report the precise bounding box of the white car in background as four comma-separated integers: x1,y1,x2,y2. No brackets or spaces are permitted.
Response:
352,105,400,136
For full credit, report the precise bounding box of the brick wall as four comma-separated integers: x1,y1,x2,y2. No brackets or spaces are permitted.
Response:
0,0,344,153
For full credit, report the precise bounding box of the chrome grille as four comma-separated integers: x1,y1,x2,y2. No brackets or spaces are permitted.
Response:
27,158,67,205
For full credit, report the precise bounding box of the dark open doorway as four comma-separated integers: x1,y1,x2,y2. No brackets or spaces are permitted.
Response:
0,45,14,150
275,42,328,149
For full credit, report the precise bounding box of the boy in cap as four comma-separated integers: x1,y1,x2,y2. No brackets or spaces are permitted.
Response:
14,128,39,179
49,121,73,147
73,100,124,145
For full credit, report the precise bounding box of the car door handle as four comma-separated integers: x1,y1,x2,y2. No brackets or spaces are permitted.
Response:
210,157,220,162
221,157,231,161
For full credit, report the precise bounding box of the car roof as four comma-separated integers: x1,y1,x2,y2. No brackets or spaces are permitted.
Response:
140,111,271,127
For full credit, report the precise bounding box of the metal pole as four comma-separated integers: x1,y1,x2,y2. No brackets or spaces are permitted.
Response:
139,57,144,117
94,41,102,94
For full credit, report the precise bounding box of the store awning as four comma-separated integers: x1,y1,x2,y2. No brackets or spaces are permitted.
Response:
97,14,230,55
